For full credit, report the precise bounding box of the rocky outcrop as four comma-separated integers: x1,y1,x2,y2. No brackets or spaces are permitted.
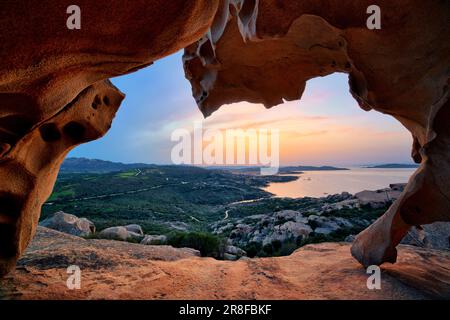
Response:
223,245,247,260
98,226,144,242
16,226,201,267
0,227,448,299
141,235,168,245
212,192,385,251
0,1,218,276
402,222,450,251
0,0,449,275
39,211,95,237
355,189,402,208
124,224,144,236
183,0,450,267
0,79,125,276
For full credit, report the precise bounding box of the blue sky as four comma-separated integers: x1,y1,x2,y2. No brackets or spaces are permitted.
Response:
69,51,413,166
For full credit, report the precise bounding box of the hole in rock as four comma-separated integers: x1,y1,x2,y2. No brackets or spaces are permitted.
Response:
0,193,23,220
0,223,17,258
0,194,22,259
103,96,111,106
0,114,34,144
63,121,86,142
239,0,257,25
39,123,61,142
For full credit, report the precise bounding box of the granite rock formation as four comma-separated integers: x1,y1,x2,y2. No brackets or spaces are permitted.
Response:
0,1,449,275
183,0,450,267
0,227,448,299
0,0,218,276
39,211,95,237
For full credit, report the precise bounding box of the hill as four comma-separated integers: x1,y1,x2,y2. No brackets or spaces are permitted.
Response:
215,165,348,175
60,157,154,173
365,163,419,169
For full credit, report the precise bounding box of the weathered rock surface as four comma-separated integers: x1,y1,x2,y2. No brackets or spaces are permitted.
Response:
0,227,448,299
15,226,200,269
183,0,450,268
402,222,450,251
276,221,312,238
0,0,219,276
224,245,247,260
98,226,144,242
141,235,168,245
213,193,373,251
0,0,449,276
355,189,402,208
124,224,144,236
39,211,95,237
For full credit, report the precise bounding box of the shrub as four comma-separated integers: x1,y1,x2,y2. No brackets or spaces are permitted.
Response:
262,243,273,255
278,241,298,256
244,242,262,258
167,232,225,259
271,239,282,251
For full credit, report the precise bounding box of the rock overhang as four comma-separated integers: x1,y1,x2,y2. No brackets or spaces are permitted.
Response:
0,0,449,276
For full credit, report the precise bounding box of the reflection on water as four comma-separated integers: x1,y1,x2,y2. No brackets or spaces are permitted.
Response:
264,168,415,198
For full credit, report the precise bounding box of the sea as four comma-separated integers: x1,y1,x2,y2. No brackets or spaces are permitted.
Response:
263,168,415,198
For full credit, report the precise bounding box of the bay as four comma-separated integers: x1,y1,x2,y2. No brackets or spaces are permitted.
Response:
264,168,415,198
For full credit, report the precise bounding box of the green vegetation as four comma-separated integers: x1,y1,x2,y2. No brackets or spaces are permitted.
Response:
117,171,136,178
167,232,226,258
223,197,324,220
235,204,390,258
42,165,291,234
43,161,392,259
320,204,389,221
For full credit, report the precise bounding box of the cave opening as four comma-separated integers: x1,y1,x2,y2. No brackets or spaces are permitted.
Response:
40,51,416,261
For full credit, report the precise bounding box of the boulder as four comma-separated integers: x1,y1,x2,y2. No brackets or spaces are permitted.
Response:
295,215,309,224
98,226,144,242
261,221,313,245
401,222,450,250
225,245,246,257
322,199,360,212
345,235,356,242
355,189,402,208
314,228,334,235
230,224,252,237
128,231,145,242
125,224,144,236
389,183,407,192
39,211,95,237
276,221,313,239
223,253,239,261
275,210,299,221
98,226,130,241
141,235,168,245
333,217,354,229
308,215,340,233
179,247,201,257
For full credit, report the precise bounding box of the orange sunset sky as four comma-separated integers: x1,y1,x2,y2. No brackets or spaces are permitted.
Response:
70,52,413,167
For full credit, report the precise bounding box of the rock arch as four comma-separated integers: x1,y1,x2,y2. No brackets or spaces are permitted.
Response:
0,0,448,276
